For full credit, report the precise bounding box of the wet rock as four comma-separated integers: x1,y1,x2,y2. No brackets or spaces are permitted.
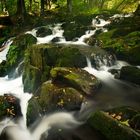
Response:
108,68,120,78
62,22,88,41
27,81,84,125
0,94,22,120
0,60,7,77
51,37,61,43
36,27,52,37
50,67,101,96
84,36,97,46
120,66,140,85
88,111,140,140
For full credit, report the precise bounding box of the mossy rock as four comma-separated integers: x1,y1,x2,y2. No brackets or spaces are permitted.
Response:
0,94,22,120
127,46,140,64
27,81,84,125
50,67,101,96
98,28,140,65
88,111,140,140
120,66,140,85
23,44,87,93
6,34,37,77
62,22,88,41
56,47,87,68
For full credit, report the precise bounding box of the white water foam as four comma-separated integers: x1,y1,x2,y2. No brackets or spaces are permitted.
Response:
0,76,32,126
0,39,13,63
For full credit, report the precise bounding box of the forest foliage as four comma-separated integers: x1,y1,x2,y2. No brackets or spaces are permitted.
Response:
0,0,139,17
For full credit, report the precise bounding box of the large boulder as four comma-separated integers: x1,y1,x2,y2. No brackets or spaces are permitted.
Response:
50,67,101,96
88,111,140,140
6,34,37,77
23,44,87,93
0,94,22,120
120,66,140,85
27,81,84,125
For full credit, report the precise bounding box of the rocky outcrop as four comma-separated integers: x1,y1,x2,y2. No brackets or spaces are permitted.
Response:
120,66,140,85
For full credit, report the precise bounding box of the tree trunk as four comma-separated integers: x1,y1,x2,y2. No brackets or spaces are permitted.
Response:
40,0,45,16
67,0,72,13
16,0,26,15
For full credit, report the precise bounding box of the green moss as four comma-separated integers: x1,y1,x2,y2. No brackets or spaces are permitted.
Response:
88,111,140,140
41,65,51,82
56,47,86,68
120,66,140,85
23,65,41,92
50,67,101,96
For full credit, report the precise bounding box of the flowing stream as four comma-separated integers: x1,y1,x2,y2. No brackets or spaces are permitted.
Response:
0,13,140,140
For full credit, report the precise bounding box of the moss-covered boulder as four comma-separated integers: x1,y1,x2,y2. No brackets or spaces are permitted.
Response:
0,94,22,120
23,44,87,92
27,81,84,125
56,46,87,67
6,34,37,77
120,66,140,85
62,22,89,41
88,111,140,140
50,67,101,96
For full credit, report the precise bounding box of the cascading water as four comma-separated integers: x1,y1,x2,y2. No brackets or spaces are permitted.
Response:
0,40,81,140
84,57,140,109
0,13,140,140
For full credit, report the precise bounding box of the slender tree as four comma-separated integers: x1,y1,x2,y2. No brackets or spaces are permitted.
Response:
67,0,72,13
16,0,26,15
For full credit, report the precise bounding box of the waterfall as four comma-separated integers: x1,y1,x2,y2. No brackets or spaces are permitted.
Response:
0,13,140,140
